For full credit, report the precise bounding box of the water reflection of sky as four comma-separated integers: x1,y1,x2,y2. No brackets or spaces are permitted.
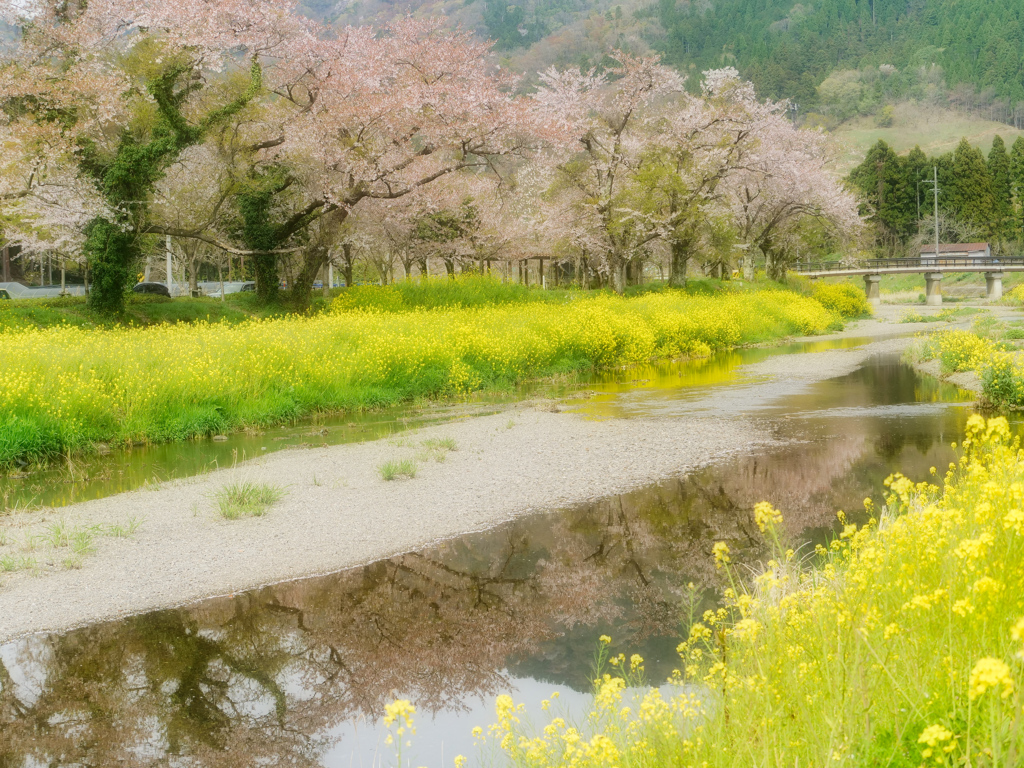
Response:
2,353,1016,767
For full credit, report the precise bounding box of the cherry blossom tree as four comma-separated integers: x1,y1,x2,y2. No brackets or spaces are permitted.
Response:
207,18,549,306
723,106,863,281
1,0,315,313
532,51,684,293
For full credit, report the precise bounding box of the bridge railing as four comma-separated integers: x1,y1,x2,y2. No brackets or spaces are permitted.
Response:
795,257,1024,274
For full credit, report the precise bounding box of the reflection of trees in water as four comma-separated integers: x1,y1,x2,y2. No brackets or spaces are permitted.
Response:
0,424,946,764
0,473,771,764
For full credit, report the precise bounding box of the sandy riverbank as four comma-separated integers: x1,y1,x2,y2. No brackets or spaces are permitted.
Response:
0,307,979,641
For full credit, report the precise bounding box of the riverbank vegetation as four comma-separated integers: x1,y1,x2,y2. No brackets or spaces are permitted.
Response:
0,292,332,333
0,285,843,468
470,416,1024,767
908,322,1024,408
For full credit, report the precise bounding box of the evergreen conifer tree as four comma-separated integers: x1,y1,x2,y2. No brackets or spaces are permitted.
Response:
847,140,915,248
948,139,996,238
1011,137,1024,243
987,135,1013,243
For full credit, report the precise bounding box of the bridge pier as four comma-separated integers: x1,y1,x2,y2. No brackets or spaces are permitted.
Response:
986,271,1004,300
863,274,881,306
925,272,943,306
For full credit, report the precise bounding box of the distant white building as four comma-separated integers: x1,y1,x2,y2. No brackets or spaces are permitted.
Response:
919,243,991,260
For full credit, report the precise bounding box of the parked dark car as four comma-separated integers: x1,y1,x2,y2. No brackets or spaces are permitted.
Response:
132,282,171,297
240,282,256,292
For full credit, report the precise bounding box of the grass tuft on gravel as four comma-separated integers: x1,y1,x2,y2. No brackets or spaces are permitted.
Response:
379,458,417,481
214,481,284,519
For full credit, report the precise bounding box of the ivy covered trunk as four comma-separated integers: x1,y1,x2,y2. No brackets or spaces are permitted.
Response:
84,221,137,316
82,60,262,315
291,244,330,311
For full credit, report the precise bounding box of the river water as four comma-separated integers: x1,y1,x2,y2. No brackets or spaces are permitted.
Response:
0,346,998,766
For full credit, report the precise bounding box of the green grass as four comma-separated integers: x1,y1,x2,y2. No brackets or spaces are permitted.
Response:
420,437,458,462
379,458,417,481
899,307,984,323
213,481,284,519
0,291,338,332
0,554,36,573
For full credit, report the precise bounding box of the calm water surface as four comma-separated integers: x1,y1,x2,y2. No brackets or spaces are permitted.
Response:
0,349,1002,767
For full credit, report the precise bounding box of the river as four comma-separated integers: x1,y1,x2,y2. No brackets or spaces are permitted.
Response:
0,348,999,766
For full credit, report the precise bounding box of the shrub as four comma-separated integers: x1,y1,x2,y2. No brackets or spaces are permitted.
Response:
1006,283,1024,305
331,284,407,313
332,275,561,313
812,281,872,318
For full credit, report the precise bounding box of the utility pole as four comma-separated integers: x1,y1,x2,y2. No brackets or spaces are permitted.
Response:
166,235,174,296
920,167,941,258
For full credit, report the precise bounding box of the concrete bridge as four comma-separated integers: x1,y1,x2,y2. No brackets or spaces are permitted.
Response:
793,257,1024,306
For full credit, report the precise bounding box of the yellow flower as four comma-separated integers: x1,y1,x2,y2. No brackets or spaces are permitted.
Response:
599,634,612,645
713,541,731,568
968,658,1015,700
753,501,783,532
918,724,954,747
383,699,415,728
454,756,467,768
1011,617,1024,642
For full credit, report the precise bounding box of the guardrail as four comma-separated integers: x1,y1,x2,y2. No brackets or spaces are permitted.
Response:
795,257,1024,274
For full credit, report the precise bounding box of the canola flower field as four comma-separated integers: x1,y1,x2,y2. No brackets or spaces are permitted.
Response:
429,416,1024,767
0,288,840,467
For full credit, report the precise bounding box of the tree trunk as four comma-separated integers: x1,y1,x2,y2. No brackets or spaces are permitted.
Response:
342,244,355,287
668,239,690,288
188,258,199,297
292,245,330,311
608,255,626,294
443,256,455,277
764,249,788,282
252,253,279,303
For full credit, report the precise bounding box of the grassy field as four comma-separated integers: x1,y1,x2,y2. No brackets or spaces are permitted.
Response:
832,103,1024,173
472,416,1024,767
0,280,846,468
0,292,339,332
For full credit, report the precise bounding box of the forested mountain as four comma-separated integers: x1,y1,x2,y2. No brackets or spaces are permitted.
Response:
296,0,1023,129
653,0,1024,115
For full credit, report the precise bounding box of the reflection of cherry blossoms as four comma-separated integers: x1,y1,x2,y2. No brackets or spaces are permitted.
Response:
0,426,910,764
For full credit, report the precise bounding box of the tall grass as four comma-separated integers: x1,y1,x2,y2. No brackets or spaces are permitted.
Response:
333,274,568,311
0,287,839,467
477,416,1024,767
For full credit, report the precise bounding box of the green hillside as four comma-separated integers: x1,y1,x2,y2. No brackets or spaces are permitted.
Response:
653,0,1024,108
832,103,1024,172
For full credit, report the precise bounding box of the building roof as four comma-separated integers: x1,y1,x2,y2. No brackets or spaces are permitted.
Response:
919,243,990,254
